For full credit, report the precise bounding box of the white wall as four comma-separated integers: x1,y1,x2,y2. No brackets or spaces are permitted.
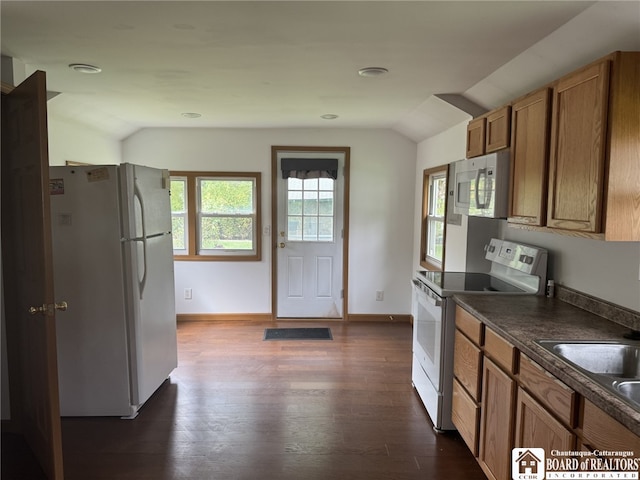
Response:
122,127,417,315
501,228,640,313
47,111,122,166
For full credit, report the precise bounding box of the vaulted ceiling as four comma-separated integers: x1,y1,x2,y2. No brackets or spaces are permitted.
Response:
1,1,638,141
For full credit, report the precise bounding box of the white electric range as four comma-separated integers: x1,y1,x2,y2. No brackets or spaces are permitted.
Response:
411,238,548,431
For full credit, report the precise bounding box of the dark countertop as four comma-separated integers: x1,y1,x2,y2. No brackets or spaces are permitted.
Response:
452,293,640,436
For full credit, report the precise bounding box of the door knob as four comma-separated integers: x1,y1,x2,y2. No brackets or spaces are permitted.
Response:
28,301,68,316
279,242,285,248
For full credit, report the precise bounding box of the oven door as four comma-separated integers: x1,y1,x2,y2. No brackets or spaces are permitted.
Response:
411,279,443,391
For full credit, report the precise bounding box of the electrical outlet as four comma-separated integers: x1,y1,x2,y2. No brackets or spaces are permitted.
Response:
376,290,384,301
184,288,192,300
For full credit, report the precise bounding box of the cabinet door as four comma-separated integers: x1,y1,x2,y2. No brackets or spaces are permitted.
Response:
467,117,486,158
515,387,575,451
486,106,511,153
508,89,550,226
454,329,482,400
479,358,516,480
547,59,610,232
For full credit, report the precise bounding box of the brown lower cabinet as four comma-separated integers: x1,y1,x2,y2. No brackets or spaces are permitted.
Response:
515,387,574,451
452,305,640,480
478,358,515,480
580,399,640,452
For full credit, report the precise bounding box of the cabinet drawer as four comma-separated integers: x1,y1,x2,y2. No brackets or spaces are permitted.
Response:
581,399,640,451
455,306,484,345
454,330,483,401
484,327,516,374
518,354,575,427
452,378,480,456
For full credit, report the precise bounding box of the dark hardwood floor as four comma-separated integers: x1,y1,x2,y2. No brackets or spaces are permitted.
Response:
3,320,486,479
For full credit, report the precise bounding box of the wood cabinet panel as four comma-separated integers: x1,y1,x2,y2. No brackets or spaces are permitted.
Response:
454,330,483,401
486,106,511,153
479,358,516,480
508,88,550,226
515,387,575,451
518,354,576,427
467,117,486,158
580,399,640,451
455,305,484,345
603,52,640,241
484,327,516,374
452,378,480,456
547,59,610,233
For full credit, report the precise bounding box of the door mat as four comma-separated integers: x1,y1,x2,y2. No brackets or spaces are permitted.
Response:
263,328,333,341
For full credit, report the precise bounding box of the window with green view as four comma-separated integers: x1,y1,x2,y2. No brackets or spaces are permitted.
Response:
170,172,261,261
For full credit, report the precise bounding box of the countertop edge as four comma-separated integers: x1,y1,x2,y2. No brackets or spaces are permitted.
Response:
452,294,640,437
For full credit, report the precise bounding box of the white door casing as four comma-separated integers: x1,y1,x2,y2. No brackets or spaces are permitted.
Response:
272,147,349,318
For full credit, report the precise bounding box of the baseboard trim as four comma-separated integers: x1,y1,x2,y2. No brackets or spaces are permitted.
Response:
346,314,412,323
177,313,273,322
177,313,412,323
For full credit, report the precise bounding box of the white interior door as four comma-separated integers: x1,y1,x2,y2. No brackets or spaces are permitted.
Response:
276,150,345,318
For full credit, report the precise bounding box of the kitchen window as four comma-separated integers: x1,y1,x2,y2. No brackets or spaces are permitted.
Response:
420,167,447,270
170,171,261,261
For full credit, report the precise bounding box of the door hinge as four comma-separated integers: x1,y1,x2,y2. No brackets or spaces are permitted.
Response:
341,289,344,299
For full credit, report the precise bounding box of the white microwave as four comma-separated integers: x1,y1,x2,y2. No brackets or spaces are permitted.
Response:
452,151,510,218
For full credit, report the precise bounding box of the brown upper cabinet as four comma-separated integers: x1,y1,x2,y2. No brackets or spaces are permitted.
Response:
505,51,639,241
547,52,640,240
466,105,511,158
546,58,610,234
508,88,551,226
466,116,486,158
485,106,511,153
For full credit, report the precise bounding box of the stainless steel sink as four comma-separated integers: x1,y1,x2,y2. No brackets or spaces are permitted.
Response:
536,340,640,410
615,381,640,406
547,342,640,377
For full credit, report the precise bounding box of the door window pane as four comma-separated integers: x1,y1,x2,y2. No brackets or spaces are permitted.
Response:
287,177,335,242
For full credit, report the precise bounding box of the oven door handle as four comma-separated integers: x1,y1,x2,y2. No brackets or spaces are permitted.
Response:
412,279,442,306
424,290,442,307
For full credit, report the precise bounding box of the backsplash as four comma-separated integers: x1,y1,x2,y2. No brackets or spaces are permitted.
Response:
556,284,640,333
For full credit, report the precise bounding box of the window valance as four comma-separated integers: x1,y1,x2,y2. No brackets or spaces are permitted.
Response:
280,158,338,180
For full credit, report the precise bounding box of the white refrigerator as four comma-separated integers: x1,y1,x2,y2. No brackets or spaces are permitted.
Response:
49,163,177,417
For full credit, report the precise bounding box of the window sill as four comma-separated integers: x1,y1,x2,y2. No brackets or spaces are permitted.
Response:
174,254,261,262
420,259,442,272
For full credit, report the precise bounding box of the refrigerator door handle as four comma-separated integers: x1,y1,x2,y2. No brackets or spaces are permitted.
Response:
134,178,148,299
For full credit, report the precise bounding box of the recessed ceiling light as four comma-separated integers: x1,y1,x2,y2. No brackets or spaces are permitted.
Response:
181,112,202,118
68,63,102,74
321,114,339,120
358,67,389,77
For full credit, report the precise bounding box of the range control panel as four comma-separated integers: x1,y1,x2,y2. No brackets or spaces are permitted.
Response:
485,238,547,275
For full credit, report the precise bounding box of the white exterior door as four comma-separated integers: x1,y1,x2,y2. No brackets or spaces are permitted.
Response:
275,150,345,318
